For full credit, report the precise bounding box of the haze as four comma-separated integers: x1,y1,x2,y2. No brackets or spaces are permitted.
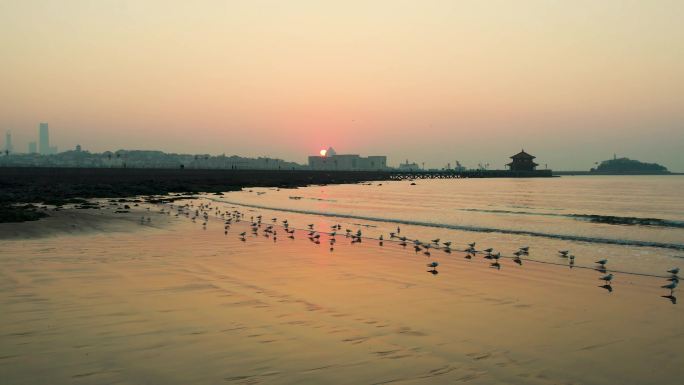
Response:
1,0,683,171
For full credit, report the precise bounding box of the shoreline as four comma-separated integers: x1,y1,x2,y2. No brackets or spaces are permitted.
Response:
0,202,172,240
0,167,394,223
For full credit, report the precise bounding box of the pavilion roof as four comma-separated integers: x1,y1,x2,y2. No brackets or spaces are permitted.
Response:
510,150,536,159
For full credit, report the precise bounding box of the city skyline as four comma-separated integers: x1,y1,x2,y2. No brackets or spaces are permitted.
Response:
1,1,683,171
0,121,678,171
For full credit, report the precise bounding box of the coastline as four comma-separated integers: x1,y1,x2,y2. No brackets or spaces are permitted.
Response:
0,167,393,223
0,167,553,223
0,203,171,240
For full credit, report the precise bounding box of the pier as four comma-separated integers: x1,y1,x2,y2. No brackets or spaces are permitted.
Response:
386,169,553,180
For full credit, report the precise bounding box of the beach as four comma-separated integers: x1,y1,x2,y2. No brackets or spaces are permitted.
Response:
1,198,682,385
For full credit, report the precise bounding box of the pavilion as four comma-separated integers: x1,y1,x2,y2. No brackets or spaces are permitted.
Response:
506,150,539,171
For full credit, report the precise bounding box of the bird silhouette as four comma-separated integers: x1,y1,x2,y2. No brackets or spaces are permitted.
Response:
599,273,613,284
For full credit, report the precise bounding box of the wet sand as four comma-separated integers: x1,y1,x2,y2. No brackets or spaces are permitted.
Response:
1,205,682,384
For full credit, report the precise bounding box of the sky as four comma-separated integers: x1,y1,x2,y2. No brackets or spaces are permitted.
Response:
1,0,683,171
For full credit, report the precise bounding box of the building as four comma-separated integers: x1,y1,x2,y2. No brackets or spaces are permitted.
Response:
506,150,539,171
4,130,12,154
28,141,37,154
39,123,50,155
398,159,421,171
308,147,388,171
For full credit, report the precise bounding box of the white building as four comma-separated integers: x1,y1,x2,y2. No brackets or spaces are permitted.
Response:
308,147,388,171
39,123,50,155
4,130,12,153
398,159,421,171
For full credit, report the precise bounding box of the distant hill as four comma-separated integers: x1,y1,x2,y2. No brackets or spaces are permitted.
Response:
590,157,669,174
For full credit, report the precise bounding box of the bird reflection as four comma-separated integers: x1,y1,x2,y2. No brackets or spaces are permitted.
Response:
490,262,501,270
661,295,677,304
599,284,613,293
427,269,439,275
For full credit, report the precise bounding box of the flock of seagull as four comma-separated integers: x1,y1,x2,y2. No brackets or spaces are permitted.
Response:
144,199,680,303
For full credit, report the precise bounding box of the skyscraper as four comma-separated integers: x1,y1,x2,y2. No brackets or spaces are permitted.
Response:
4,130,12,153
39,122,49,155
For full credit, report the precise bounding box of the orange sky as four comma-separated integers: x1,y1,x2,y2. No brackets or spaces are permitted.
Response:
1,0,683,170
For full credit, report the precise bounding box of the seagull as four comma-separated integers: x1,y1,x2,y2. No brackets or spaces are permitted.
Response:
662,281,678,294
427,261,439,268
599,273,614,283
432,238,440,244
596,259,608,266
559,250,569,256
667,267,680,275
468,242,476,248
483,248,493,253
443,241,452,247
519,246,529,252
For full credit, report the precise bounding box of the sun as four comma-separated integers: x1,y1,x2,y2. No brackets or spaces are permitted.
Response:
319,148,327,157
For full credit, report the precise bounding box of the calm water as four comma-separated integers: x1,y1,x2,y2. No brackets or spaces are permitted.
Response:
210,175,684,276
2,175,683,385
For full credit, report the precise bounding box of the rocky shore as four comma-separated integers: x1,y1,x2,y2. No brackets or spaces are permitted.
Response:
0,167,390,223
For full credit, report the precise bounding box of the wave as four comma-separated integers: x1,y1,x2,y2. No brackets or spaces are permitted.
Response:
459,208,684,229
207,197,684,251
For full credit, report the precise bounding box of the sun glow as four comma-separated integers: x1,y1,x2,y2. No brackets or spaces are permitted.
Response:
320,149,327,157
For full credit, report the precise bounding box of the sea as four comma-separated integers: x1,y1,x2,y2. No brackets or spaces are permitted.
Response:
209,175,684,276
2,174,683,384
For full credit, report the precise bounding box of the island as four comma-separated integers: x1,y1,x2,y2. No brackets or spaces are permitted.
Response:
590,156,670,174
